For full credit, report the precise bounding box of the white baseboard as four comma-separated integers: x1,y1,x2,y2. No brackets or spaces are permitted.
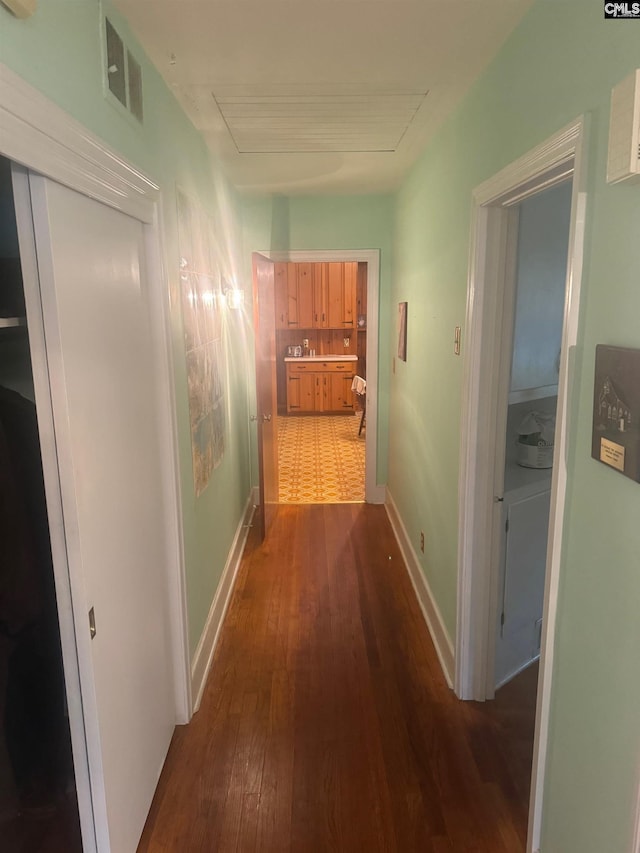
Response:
368,483,387,505
190,492,256,712
385,491,455,687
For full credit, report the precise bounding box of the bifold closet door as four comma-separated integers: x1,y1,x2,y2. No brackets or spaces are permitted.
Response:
26,174,175,853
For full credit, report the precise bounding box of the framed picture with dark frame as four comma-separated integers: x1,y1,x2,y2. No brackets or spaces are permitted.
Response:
591,345,640,483
398,302,408,361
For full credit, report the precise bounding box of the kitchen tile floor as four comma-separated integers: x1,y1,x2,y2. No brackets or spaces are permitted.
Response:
278,414,365,503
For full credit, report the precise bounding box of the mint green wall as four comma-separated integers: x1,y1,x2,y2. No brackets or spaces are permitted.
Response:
241,194,394,485
391,3,640,851
0,0,253,656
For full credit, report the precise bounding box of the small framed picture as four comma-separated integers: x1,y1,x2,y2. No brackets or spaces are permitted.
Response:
592,345,640,482
398,302,408,361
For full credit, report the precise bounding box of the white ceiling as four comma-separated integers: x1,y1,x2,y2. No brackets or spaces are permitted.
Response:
113,0,534,195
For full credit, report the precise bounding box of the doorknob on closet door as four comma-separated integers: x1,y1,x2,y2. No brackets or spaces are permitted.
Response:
262,413,272,422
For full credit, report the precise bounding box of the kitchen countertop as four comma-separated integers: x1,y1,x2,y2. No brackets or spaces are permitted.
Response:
284,355,358,363
504,458,552,500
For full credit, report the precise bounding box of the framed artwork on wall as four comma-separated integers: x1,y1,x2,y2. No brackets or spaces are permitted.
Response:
591,345,640,482
398,301,408,361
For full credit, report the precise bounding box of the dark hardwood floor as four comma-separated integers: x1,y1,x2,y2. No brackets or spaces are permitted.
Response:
138,504,538,853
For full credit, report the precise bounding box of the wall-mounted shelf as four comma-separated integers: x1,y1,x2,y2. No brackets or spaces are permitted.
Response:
0,317,26,329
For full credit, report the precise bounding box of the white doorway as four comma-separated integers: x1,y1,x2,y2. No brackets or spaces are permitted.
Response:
255,249,383,506
494,179,573,691
455,117,589,853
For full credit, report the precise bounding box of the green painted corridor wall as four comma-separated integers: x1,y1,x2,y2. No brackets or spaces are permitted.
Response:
3,0,640,849
241,194,394,486
0,0,253,656
390,3,640,851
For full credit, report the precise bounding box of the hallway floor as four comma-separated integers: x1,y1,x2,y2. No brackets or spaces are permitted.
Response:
138,504,536,852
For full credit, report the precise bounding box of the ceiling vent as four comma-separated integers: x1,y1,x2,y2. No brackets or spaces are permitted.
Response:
607,69,640,184
213,89,428,154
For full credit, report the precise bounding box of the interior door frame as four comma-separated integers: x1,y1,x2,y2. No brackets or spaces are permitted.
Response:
258,249,383,504
252,252,278,539
455,116,589,853
1,61,191,846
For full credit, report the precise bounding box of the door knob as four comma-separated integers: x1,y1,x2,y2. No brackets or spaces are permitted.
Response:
262,413,272,422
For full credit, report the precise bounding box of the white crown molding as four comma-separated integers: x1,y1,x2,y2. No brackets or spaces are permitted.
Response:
474,117,584,207
0,62,158,222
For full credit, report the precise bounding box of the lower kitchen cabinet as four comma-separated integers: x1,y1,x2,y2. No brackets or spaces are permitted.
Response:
286,360,355,413
495,483,551,688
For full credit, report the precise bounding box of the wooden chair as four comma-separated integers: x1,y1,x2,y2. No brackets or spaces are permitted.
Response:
351,375,366,436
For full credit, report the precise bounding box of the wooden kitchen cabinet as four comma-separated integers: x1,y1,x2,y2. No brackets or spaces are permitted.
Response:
312,262,328,328
276,261,356,331
327,261,357,329
327,372,355,411
286,359,356,413
286,370,315,411
275,262,313,330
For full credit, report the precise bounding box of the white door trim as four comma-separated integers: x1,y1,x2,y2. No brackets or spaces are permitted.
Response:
0,63,158,223
259,248,383,504
1,58,191,841
455,116,589,853
633,783,640,853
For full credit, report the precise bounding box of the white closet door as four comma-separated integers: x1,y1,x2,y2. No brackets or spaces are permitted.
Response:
27,175,175,853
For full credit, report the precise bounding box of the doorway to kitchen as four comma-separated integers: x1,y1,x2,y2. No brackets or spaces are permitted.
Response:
276,260,367,503
252,250,381,524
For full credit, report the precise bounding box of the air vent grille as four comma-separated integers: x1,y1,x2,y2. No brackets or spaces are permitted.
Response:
104,18,144,125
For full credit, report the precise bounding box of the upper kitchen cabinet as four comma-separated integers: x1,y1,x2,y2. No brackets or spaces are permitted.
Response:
274,262,314,329
327,261,356,329
312,262,328,328
276,261,357,331
313,261,357,330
